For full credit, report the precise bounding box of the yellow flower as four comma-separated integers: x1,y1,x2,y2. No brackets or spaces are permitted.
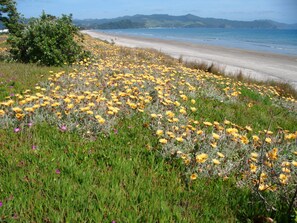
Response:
165,111,175,118
176,137,184,142
210,142,217,148
212,159,220,165
12,107,23,113
0,109,5,116
196,130,203,135
265,138,272,144
282,168,291,173
266,148,278,160
196,153,208,163
245,126,253,132
224,120,231,125
226,128,238,135
15,113,25,120
279,174,288,184
250,163,257,173
190,173,198,180
179,108,187,114
151,113,157,118
190,107,197,112
252,135,260,142
240,135,249,144
217,152,225,158
203,121,213,126
250,152,258,158
212,133,220,140
191,99,196,104
156,130,164,136
159,138,168,144
292,161,297,167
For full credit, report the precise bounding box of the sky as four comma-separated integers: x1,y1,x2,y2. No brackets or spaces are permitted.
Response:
16,0,297,24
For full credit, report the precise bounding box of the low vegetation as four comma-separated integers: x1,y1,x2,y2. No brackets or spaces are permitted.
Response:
0,33,296,222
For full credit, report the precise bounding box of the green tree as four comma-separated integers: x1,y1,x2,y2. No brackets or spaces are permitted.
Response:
0,0,24,36
9,11,88,66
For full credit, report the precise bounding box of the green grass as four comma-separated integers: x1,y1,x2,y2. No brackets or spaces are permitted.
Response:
0,115,261,222
0,61,65,101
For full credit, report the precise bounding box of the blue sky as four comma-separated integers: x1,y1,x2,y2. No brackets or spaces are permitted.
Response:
16,0,297,24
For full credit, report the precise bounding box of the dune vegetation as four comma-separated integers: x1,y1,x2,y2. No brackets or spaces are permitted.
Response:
0,34,297,222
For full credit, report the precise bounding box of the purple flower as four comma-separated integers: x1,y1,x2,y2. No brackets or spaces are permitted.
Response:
0,201,3,207
14,128,20,133
28,122,33,127
113,129,118,134
60,125,67,132
55,169,61,174
32,145,37,150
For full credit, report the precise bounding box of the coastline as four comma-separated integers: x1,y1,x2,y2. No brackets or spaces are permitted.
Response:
81,30,297,90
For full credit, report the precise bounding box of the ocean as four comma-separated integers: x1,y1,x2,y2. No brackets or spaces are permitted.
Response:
98,28,297,56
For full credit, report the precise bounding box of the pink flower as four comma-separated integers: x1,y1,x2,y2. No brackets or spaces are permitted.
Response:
60,125,67,132
55,169,61,174
32,145,37,150
0,201,3,207
14,128,20,133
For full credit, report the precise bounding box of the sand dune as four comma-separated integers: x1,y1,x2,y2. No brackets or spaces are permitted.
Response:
82,30,297,89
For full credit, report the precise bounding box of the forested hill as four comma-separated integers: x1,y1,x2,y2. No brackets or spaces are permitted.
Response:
74,14,297,30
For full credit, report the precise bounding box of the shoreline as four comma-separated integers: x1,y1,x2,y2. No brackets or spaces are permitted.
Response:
81,30,297,90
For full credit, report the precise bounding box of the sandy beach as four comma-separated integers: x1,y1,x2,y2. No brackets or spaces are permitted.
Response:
82,30,297,89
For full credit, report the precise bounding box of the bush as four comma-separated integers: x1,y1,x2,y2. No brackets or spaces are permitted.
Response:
8,12,88,66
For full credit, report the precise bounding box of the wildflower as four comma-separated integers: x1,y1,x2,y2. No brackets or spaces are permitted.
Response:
14,128,20,133
279,174,288,184
190,173,198,180
159,138,167,144
15,113,25,120
292,161,297,167
250,152,258,158
224,120,231,125
212,133,220,140
212,159,221,165
250,163,257,173
210,142,217,148
196,153,208,163
196,130,203,135
190,107,197,112
245,126,252,132
265,138,272,144
240,135,249,144
191,99,196,104
32,145,37,150
267,148,278,160
0,109,5,116
217,152,225,158
165,111,175,118
203,121,213,126
0,201,2,207
12,107,22,113
60,125,67,132
176,137,184,142
282,168,291,173
156,130,164,136
252,135,259,142
56,169,61,174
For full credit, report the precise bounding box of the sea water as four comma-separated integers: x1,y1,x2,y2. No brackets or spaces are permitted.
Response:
97,28,297,56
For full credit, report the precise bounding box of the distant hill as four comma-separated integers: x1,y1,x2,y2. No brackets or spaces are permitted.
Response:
74,14,297,30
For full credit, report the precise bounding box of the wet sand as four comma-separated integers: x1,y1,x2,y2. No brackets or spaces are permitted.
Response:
82,30,297,89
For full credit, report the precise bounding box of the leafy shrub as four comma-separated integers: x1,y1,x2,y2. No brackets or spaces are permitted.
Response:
8,12,88,66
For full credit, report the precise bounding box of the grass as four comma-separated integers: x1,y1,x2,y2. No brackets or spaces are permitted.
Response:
0,62,65,101
0,35,296,222
0,115,256,222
